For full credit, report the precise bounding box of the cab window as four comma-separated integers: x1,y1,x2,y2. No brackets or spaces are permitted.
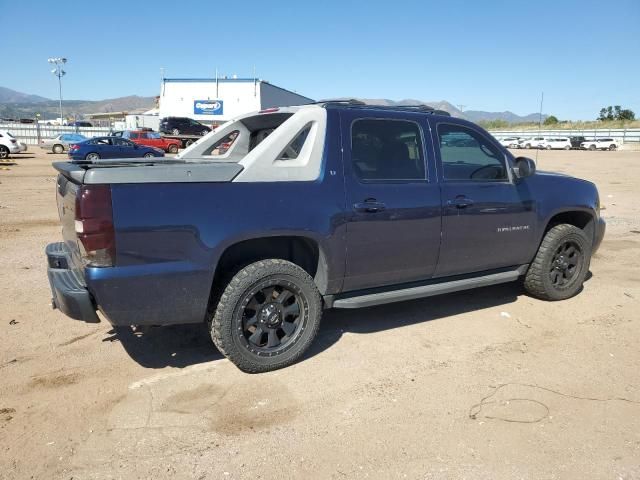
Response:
351,119,426,181
437,124,507,181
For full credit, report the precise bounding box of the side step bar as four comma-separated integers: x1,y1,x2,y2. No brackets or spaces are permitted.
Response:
330,265,528,309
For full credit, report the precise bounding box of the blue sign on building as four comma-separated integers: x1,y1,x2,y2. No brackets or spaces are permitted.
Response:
194,100,223,115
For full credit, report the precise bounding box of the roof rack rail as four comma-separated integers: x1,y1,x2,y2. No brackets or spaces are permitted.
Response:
312,100,451,116
311,98,366,106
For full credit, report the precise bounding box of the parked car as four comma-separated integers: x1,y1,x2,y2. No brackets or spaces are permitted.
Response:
520,137,546,149
569,136,586,149
580,138,619,151
498,137,522,148
68,121,93,127
0,129,22,159
40,133,87,154
46,102,605,373
122,130,181,153
160,117,211,136
67,136,165,160
539,137,572,150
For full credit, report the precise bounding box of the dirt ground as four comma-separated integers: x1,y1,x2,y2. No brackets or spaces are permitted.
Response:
1,147,639,480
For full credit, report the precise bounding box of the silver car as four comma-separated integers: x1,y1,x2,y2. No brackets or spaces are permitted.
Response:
40,133,87,153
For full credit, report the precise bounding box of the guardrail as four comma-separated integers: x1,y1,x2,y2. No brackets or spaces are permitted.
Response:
0,122,112,145
489,128,640,143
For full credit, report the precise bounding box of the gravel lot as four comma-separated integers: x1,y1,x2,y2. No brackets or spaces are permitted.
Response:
1,148,639,479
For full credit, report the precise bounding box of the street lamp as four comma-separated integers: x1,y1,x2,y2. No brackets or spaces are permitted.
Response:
47,57,67,125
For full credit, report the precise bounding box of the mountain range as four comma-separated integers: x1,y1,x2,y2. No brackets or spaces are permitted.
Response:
355,98,545,123
0,86,544,123
0,87,156,120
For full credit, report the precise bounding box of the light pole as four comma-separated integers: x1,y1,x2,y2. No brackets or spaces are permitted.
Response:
47,57,67,125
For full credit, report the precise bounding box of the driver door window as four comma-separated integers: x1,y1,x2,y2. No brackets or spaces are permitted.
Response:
437,124,507,181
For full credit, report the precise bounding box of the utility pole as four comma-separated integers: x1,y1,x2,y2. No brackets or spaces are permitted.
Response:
48,57,67,125
457,104,466,113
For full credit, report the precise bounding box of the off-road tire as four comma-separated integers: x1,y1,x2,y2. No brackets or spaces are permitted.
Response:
53,144,64,154
524,224,591,301
210,259,322,373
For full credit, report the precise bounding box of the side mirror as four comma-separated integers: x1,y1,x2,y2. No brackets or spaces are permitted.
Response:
514,156,536,179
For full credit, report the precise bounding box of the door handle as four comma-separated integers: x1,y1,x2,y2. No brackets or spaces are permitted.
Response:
448,196,475,208
354,199,386,213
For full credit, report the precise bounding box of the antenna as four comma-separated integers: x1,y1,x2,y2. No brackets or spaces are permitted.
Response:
253,65,257,97
535,91,544,164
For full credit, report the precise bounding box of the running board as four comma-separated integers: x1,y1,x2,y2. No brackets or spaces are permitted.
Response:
331,265,528,309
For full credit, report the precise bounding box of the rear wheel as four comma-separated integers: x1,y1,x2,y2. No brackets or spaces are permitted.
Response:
564,145,571,150
85,152,100,161
525,143,531,149
609,144,617,151
546,145,552,150
184,139,195,147
201,130,209,136
524,224,591,301
171,128,180,135
210,259,322,373
589,145,596,151
0,146,9,159
52,144,64,154
168,144,179,154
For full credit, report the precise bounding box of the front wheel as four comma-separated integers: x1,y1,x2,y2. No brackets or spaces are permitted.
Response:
210,259,322,373
201,130,209,136
168,144,179,154
546,145,552,150
589,145,596,151
143,152,155,158
564,145,571,150
171,128,180,135
609,144,617,151
524,224,591,301
0,146,9,159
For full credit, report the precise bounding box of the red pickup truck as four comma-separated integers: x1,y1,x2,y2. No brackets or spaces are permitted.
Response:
123,130,181,153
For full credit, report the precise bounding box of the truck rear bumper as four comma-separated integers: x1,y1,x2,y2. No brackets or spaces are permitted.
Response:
46,242,100,323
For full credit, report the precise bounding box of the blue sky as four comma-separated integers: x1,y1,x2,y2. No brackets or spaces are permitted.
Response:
3,0,639,120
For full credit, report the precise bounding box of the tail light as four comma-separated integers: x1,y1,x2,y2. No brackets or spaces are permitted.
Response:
75,185,115,267
69,144,79,151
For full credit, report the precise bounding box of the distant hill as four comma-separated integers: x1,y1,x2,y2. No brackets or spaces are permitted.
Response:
0,86,544,124
0,86,50,103
356,98,545,123
0,87,156,120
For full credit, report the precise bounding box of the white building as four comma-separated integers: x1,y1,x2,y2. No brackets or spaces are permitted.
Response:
158,78,313,125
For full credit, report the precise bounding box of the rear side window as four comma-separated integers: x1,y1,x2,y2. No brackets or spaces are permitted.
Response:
437,124,507,182
351,119,425,181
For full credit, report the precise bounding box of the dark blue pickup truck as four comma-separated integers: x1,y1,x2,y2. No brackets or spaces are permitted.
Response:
46,101,605,372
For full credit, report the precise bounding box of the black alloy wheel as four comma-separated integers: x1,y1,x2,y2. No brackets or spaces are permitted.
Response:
549,240,582,288
210,259,322,373
238,282,304,354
